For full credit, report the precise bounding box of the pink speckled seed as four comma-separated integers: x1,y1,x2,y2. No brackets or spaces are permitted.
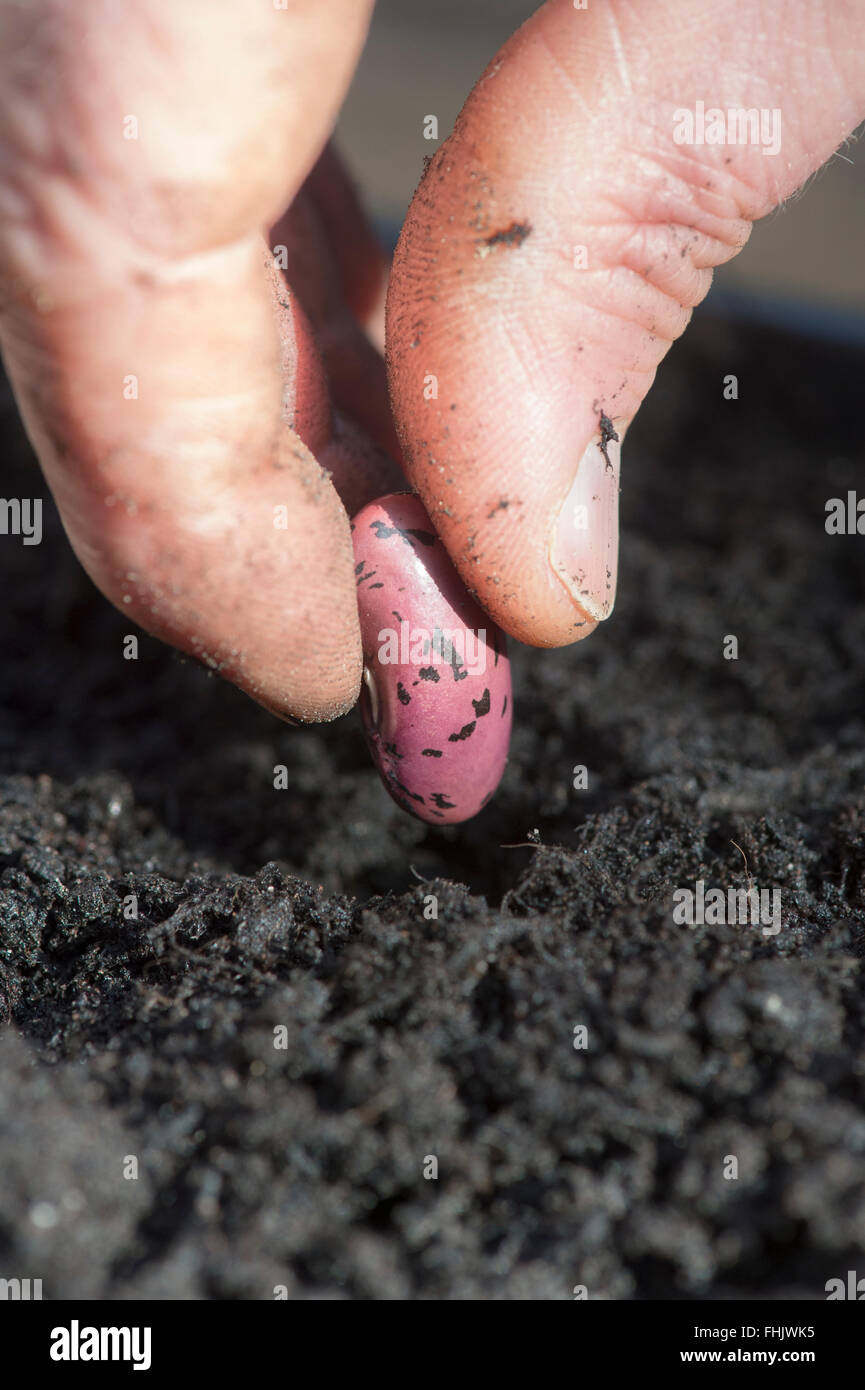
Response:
352,493,512,823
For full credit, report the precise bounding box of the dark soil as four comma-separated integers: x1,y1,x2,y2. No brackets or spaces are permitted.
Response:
1,310,864,1301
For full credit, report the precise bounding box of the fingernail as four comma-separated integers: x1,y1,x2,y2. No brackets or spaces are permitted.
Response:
550,424,621,622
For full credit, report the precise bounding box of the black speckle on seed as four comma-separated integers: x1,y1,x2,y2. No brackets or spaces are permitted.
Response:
422,748,443,758
355,560,365,575
419,667,440,682
397,683,411,705
472,688,491,718
395,779,424,805
430,792,456,810
369,582,384,589
448,721,476,742
502,694,508,717
434,627,468,682
370,519,436,549
383,741,403,759
392,610,404,624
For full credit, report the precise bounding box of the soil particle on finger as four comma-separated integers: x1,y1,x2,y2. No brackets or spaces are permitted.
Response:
597,409,620,470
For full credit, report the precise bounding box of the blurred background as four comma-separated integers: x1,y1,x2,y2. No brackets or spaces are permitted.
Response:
336,0,865,328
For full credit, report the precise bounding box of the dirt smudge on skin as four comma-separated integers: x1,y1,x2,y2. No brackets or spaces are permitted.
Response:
475,220,532,259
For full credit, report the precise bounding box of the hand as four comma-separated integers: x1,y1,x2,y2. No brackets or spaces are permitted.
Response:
1,0,863,724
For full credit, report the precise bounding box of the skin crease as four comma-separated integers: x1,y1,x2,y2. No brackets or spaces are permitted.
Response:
0,0,863,726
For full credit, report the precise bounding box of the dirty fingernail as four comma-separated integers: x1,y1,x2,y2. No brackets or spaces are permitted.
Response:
550,423,621,622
